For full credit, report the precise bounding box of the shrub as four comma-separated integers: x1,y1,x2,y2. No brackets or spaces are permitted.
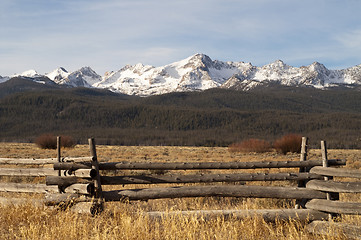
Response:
60,135,76,148
35,134,76,149
228,139,272,153
35,134,57,149
273,134,302,154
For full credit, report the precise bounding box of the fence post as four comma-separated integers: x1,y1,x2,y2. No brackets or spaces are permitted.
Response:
321,140,339,220
88,138,104,214
295,137,308,209
57,136,62,193
321,140,331,200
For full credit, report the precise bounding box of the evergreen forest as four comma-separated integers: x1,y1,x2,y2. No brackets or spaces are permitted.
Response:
0,78,360,148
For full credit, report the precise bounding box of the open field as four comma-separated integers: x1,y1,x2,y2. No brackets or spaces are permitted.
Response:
0,143,360,239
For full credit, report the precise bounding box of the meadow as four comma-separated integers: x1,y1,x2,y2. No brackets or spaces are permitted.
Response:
0,143,360,239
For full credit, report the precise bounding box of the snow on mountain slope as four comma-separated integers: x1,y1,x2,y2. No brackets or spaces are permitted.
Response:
96,54,361,96
72,67,102,86
3,54,361,96
222,60,361,91
94,63,160,95
0,75,10,83
340,64,361,84
251,60,300,85
46,67,70,82
47,66,102,87
13,69,41,78
95,54,251,96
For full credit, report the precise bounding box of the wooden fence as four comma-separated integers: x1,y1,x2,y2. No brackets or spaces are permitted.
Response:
0,137,94,205
1,137,361,239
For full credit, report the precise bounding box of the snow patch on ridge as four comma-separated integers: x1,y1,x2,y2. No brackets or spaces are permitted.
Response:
13,69,41,78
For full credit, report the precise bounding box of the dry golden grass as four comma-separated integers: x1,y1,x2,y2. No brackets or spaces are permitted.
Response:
0,142,360,239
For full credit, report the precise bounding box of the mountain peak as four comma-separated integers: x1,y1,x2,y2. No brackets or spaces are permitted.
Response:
184,53,214,70
189,53,212,63
308,62,328,73
59,67,68,73
14,69,40,78
265,60,288,69
46,67,70,82
78,66,94,72
67,66,102,87
310,61,325,67
273,59,285,65
190,53,209,59
2,54,361,96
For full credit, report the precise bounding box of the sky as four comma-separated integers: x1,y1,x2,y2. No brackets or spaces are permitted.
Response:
1,0,361,76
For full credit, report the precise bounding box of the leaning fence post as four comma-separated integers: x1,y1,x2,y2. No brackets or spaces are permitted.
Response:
295,136,308,209
89,138,104,214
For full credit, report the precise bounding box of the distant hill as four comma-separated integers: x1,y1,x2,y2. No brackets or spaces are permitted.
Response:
0,86,360,148
0,77,63,98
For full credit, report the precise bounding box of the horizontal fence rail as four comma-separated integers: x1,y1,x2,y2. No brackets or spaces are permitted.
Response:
307,221,361,240
0,168,97,178
46,172,323,186
45,185,327,204
0,182,94,195
306,180,361,193
0,168,58,177
101,185,327,201
53,159,346,171
0,183,58,193
0,157,93,165
310,166,361,179
99,172,323,185
306,199,361,215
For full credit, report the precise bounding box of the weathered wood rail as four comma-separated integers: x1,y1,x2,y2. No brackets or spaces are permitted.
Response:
53,158,346,170
1,137,360,239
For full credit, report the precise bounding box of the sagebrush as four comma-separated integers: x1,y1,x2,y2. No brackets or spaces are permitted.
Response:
35,134,76,149
274,134,302,154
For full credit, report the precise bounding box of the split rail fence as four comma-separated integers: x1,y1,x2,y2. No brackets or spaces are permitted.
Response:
1,137,361,238
0,137,94,206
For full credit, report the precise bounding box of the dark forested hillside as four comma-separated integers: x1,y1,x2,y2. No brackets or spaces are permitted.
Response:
0,82,360,148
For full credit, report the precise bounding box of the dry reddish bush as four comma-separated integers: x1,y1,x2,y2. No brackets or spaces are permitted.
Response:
35,134,57,149
228,139,272,153
273,134,302,154
60,135,76,148
35,134,76,149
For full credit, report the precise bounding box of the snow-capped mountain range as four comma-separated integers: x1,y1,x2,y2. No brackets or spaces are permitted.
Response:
2,54,361,96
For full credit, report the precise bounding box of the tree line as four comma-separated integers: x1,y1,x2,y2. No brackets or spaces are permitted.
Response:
0,85,360,148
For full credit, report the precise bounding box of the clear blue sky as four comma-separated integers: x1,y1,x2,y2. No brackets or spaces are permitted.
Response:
1,0,361,76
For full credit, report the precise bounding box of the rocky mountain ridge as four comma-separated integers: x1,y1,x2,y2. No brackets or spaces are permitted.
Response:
2,54,361,96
